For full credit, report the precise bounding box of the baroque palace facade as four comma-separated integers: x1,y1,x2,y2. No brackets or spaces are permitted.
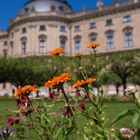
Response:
0,0,140,57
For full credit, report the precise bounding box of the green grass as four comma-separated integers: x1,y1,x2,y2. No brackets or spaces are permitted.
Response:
0,99,135,139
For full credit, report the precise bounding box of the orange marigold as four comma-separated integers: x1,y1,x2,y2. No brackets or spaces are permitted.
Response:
14,85,38,97
73,78,96,88
50,48,64,56
87,42,101,49
45,73,71,87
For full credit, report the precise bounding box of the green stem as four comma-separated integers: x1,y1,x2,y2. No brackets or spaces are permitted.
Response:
84,87,109,140
26,96,54,140
60,85,77,125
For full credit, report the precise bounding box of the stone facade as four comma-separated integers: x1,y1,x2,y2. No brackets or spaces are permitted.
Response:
0,0,140,57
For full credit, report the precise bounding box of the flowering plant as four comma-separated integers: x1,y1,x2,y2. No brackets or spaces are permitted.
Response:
111,86,140,139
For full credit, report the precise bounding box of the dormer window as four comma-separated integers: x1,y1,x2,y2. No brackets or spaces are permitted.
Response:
24,7,29,13
59,6,65,12
51,6,56,11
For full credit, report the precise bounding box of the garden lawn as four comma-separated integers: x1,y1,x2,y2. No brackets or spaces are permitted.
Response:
0,99,135,139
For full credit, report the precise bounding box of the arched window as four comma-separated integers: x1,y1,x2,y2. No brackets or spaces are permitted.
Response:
88,32,97,42
21,37,27,55
123,26,133,48
39,35,47,54
59,35,67,51
74,35,81,54
105,29,115,49
88,32,97,52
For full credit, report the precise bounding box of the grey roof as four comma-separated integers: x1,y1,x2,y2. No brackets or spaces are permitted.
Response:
18,0,73,16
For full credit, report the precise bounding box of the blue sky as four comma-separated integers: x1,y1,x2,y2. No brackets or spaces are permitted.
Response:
0,0,113,30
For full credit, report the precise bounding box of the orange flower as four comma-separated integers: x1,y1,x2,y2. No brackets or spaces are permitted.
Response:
73,78,96,88
45,73,71,87
14,85,38,97
87,42,101,49
50,48,64,56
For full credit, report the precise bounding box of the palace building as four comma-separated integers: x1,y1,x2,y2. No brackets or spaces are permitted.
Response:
0,0,140,57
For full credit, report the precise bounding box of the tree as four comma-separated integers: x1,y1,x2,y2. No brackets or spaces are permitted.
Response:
109,52,135,96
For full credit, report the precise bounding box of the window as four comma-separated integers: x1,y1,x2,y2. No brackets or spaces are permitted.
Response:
107,35,114,49
3,49,7,58
123,15,131,23
59,6,65,12
21,42,26,55
75,40,81,53
39,40,46,54
51,6,56,11
22,28,27,34
21,37,27,55
39,35,46,54
60,40,66,50
39,25,46,31
3,41,7,46
10,41,14,55
106,19,113,26
125,32,133,48
89,22,96,29
74,26,80,32
90,37,96,42
60,26,65,32
60,35,67,51
24,7,29,13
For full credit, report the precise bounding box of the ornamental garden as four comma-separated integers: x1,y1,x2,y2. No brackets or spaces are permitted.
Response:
0,42,140,139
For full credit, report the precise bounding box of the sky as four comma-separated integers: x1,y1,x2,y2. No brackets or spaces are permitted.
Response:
0,0,113,30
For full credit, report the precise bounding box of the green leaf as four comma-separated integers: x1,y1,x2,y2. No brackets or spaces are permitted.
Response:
111,109,136,125
132,112,140,129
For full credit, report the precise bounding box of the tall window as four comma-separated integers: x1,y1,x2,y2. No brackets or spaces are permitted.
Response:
74,36,81,54
60,40,66,50
39,35,46,54
60,35,67,51
123,26,133,48
91,37,96,42
75,40,81,53
21,37,27,55
88,32,97,42
10,41,14,56
88,32,97,52
107,35,114,49
105,30,115,49
125,32,133,48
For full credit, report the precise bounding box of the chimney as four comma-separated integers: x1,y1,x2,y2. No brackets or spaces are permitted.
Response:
97,0,103,10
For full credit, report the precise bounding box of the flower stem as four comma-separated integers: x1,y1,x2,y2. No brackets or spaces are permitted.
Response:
60,85,77,125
